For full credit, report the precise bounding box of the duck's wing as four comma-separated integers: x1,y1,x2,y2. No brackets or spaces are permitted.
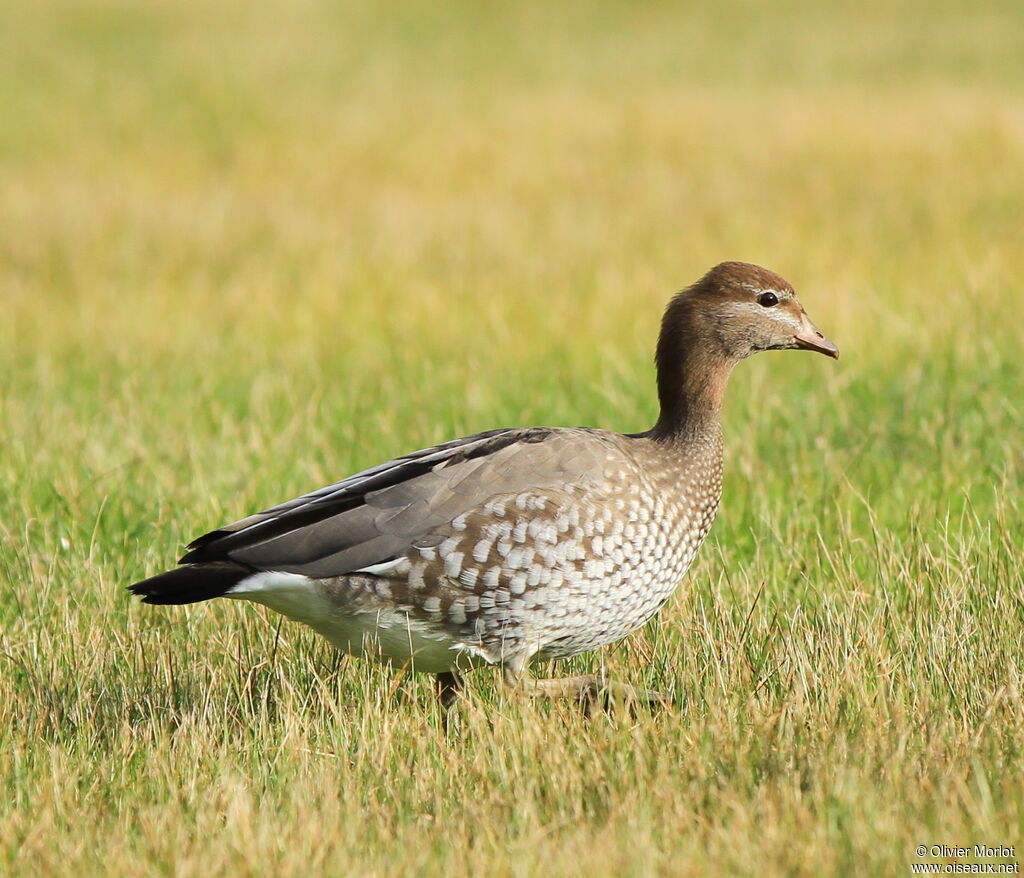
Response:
178,427,606,579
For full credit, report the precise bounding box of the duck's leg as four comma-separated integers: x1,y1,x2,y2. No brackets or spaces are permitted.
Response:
435,671,462,707
501,665,670,713
435,671,463,732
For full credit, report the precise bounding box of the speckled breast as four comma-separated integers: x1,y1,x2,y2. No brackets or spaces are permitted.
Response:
392,430,724,664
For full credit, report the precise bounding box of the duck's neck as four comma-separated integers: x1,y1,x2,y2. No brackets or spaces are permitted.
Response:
649,341,736,443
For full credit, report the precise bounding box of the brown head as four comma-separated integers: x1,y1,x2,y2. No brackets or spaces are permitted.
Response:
653,261,838,437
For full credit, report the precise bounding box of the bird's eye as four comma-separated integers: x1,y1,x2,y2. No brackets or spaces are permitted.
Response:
757,291,779,307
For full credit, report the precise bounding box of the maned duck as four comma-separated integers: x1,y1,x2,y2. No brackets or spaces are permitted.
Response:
129,262,838,708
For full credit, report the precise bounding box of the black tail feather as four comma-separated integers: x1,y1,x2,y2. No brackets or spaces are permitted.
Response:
128,561,254,605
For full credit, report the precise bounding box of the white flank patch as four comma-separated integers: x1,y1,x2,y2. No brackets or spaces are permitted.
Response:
225,569,482,673
227,569,314,597
353,557,406,577
225,571,329,625
310,610,484,673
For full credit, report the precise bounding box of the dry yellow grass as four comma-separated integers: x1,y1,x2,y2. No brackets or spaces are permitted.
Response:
2,0,1023,875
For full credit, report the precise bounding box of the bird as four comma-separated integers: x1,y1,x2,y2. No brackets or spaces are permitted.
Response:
129,261,838,710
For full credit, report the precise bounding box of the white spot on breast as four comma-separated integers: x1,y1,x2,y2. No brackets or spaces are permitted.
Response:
506,546,535,570
408,564,426,590
484,499,507,517
472,539,492,563
439,536,461,558
444,551,464,579
448,601,467,625
509,572,528,595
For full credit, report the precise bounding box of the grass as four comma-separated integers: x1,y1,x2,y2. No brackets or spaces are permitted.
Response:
2,0,1023,874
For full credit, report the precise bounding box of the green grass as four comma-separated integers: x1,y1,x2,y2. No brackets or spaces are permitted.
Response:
2,0,1024,874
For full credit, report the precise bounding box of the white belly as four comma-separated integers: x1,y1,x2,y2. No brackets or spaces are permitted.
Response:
225,570,476,673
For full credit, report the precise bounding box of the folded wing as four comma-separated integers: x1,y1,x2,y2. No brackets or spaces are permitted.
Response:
179,427,606,579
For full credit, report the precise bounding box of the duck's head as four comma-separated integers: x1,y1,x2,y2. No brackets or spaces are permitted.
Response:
653,262,838,437
664,261,839,363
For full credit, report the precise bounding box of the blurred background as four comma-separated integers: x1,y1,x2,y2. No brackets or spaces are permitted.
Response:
1,0,1022,874
3,0,1021,507
3,0,1021,583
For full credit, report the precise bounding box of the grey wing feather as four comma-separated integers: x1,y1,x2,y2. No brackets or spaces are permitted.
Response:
179,427,606,578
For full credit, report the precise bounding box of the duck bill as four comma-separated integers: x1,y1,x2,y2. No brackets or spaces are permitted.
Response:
793,313,839,359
